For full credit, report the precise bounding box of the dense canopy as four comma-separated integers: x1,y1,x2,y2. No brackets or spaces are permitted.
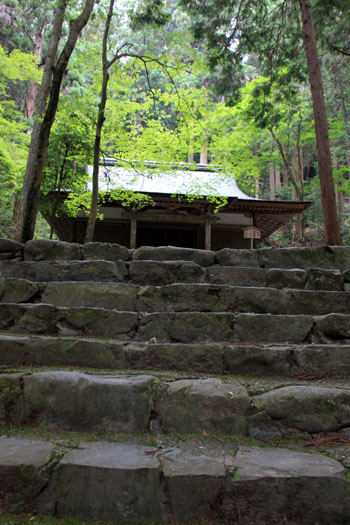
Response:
0,0,349,245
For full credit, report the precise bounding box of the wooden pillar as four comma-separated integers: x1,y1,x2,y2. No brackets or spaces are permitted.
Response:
130,213,137,249
269,165,275,200
205,215,212,251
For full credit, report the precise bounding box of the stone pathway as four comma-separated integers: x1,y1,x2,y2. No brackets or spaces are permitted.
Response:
1,238,350,523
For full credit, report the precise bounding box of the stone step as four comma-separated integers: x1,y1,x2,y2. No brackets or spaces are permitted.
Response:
2,334,350,378
0,259,128,283
0,334,350,378
2,238,350,270
1,303,350,343
1,371,155,432
0,435,349,523
3,369,350,439
1,260,349,291
2,279,350,315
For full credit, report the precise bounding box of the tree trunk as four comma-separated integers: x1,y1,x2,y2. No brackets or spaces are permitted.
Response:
84,0,116,243
14,0,95,243
84,70,109,243
200,142,208,164
299,0,341,245
24,22,46,119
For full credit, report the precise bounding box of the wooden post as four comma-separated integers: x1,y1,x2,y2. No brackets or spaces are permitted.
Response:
269,165,275,200
205,215,212,251
130,213,137,249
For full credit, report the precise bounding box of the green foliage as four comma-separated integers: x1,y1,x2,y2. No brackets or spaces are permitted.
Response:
1,0,349,245
108,188,155,210
0,45,42,237
130,0,170,29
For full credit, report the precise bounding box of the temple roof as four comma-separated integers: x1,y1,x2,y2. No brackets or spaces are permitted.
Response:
86,161,256,200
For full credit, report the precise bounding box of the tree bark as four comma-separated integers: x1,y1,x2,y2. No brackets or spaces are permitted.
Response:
84,0,115,244
84,69,109,243
299,0,341,245
24,21,46,119
14,0,95,243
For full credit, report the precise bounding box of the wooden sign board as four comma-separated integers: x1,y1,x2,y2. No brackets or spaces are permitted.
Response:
243,226,261,239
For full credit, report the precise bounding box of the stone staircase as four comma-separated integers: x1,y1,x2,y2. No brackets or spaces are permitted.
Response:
1,238,350,523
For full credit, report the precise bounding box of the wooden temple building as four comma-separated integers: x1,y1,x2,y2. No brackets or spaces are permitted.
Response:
44,161,312,250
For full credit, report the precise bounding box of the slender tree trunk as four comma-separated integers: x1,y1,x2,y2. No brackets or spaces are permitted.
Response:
254,143,260,198
84,70,109,243
84,0,117,243
269,128,302,200
14,0,94,243
200,142,208,164
299,0,341,245
269,165,275,200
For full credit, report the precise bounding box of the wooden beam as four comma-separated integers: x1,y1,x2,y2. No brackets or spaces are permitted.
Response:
123,211,219,225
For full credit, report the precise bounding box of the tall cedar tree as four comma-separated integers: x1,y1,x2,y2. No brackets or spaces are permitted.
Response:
180,0,342,245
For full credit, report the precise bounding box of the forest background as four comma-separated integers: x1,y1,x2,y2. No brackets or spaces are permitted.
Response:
0,0,349,246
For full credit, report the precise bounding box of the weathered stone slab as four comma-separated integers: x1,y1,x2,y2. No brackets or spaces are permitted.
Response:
82,241,130,262
233,446,345,480
208,266,266,286
43,442,163,521
137,284,235,313
133,246,215,266
0,238,23,260
266,268,306,289
129,260,206,285
252,385,350,433
229,286,288,314
281,290,350,315
158,378,249,434
58,307,137,339
259,246,350,270
23,371,155,432
0,303,55,333
285,289,350,315
0,278,40,303
125,342,224,373
224,345,295,376
137,284,349,315
0,436,54,510
215,248,260,267
160,448,225,522
305,268,343,291
137,312,235,342
314,314,350,341
0,260,127,282
215,447,350,524
0,303,138,339
0,334,127,369
0,373,22,424
247,411,283,440
234,314,313,343
42,282,137,310
24,239,81,261
295,344,350,377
